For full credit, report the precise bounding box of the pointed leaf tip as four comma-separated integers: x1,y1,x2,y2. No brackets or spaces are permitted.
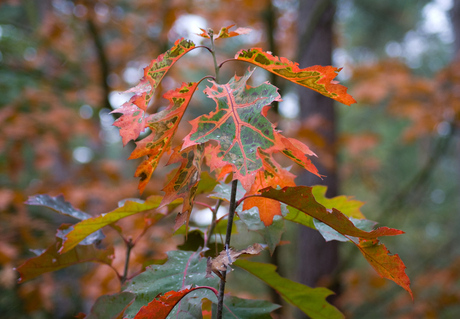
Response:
235,48,356,106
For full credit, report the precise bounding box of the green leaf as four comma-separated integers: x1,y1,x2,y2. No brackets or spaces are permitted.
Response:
196,171,219,195
235,206,286,255
313,217,377,242
16,235,114,283
25,194,105,245
234,259,344,319
25,194,91,220
60,196,163,253
123,250,218,318
86,292,135,319
285,206,315,228
311,185,365,219
210,181,246,202
212,295,280,319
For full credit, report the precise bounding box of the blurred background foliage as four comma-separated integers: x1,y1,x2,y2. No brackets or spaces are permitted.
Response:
0,0,459,318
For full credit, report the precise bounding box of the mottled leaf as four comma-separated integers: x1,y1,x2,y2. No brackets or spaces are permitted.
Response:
215,24,252,39
183,68,319,191
85,292,136,319
197,25,251,40
357,238,413,299
16,235,114,283
235,48,356,106
112,39,196,145
129,82,200,193
161,144,204,231
133,287,217,319
235,260,344,319
60,196,163,253
211,295,280,319
123,250,218,318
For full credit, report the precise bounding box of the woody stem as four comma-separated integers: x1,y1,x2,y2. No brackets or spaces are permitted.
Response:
216,179,238,319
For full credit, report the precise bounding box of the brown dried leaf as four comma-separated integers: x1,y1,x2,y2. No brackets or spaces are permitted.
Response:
206,243,264,280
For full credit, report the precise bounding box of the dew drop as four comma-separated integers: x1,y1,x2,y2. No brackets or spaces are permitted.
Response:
52,259,57,263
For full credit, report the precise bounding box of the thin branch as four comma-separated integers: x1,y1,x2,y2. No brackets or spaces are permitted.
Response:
121,237,134,285
87,16,111,110
205,199,223,247
195,201,215,212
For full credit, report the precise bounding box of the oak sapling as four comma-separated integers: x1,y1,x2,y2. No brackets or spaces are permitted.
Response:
18,25,411,319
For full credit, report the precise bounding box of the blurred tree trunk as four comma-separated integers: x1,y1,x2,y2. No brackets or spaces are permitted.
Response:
452,0,460,56
295,0,339,315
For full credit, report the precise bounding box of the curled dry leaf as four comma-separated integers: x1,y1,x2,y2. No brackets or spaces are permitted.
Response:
206,243,264,280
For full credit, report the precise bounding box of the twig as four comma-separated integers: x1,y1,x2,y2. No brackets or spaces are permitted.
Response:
121,237,134,285
87,16,111,110
205,199,223,247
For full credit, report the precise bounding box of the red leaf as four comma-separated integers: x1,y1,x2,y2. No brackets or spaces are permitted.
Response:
235,48,356,106
112,39,196,146
357,239,413,299
133,287,217,319
128,82,200,193
160,144,204,231
111,98,147,147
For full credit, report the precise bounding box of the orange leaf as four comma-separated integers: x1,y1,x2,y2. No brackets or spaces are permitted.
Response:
112,39,196,146
243,150,296,226
160,144,204,231
235,48,356,106
128,82,200,193
357,239,412,299
215,24,252,40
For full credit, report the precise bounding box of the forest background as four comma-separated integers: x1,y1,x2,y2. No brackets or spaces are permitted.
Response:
0,0,459,318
